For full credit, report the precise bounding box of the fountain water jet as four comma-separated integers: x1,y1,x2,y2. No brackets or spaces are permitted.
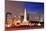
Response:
23,8,28,23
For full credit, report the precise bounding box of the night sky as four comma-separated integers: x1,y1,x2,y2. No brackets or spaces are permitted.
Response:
24,2,44,14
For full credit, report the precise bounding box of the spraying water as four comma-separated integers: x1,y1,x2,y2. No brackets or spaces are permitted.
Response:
23,8,28,22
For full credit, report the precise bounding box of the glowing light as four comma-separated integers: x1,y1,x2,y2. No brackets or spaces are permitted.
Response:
6,24,11,27
23,8,27,22
38,23,41,26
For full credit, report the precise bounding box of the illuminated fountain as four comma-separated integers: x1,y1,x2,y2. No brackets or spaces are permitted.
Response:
24,8,27,22
22,8,28,25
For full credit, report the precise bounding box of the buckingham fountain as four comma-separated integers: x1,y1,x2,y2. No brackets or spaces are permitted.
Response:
14,8,29,26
